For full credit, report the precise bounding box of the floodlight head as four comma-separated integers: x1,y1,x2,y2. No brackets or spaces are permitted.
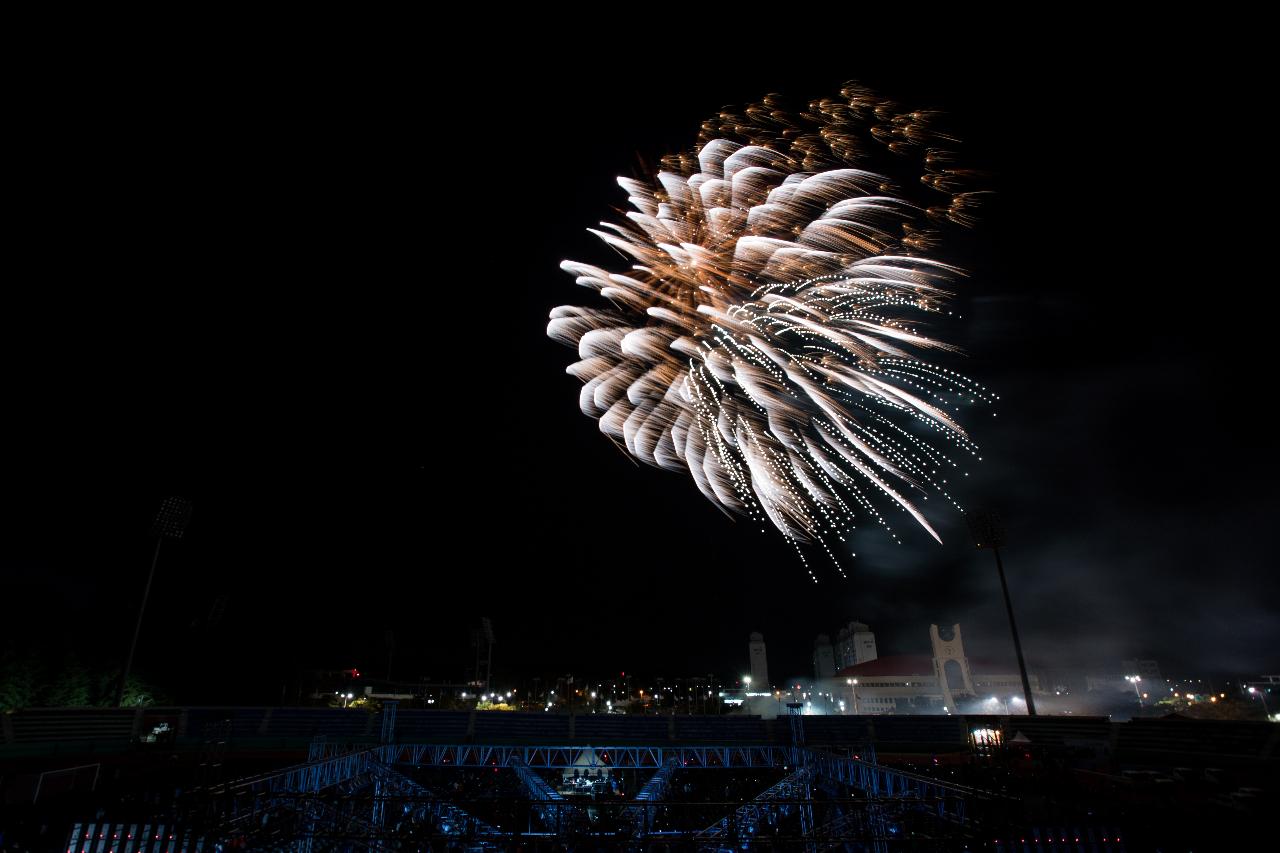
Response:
966,509,1006,550
152,497,193,540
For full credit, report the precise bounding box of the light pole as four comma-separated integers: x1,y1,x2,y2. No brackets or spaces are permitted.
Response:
1126,675,1144,708
1247,686,1271,718
846,678,859,715
967,510,1037,716
116,497,192,707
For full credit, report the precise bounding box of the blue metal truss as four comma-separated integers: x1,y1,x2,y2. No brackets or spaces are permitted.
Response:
633,761,677,802
299,793,377,852
232,746,380,797
695,766,814,844
223,742,973,801
803,750,973,824
207,741,985,849
810,807,879,853
389,743,791,770
511,761,568,831
379,700,397,744
621,759,678,836
368,760,500,838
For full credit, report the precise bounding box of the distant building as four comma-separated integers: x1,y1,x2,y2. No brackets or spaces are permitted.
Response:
835,621,878,669
813,634,836,681
1120,659,1162,682
1085,674,1129,693
1084,659,1163,694
832,623,1040,714
930,624,976,710
748,632,770,688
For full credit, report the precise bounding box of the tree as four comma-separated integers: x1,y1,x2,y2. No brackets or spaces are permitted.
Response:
0,646,38,711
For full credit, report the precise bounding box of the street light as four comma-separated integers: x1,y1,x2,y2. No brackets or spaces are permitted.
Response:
1126,675,1144,708
116,497,193,706
743,675,752,691
846,678,859,715
967,510,1036,715
1247,686,1272,717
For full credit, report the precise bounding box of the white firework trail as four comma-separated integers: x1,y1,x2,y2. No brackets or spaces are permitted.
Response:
548,84,996,580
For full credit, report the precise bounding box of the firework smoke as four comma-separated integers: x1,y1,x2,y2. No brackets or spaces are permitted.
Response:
548,84,993,579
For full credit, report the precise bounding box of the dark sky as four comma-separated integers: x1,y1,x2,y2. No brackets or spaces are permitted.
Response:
6,37,1275,702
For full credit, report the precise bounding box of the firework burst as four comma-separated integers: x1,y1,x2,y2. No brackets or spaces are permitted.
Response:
548,84,994,580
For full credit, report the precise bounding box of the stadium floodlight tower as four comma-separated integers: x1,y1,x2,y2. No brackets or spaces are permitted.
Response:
115,496,193,706
967,509,1036,716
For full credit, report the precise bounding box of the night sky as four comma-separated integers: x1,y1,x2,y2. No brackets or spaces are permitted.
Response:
6,39,1275,702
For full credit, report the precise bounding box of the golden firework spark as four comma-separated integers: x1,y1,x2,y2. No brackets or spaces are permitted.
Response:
549,84,994,579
